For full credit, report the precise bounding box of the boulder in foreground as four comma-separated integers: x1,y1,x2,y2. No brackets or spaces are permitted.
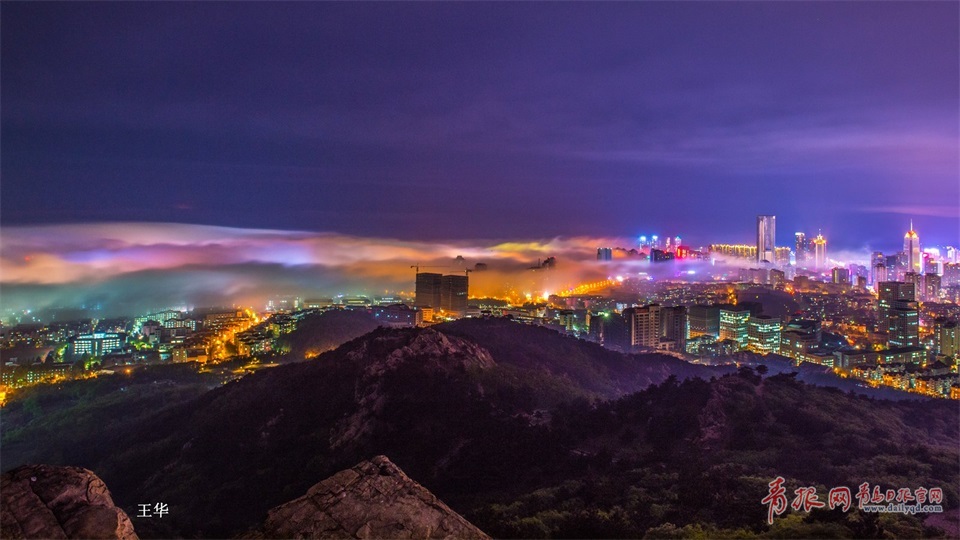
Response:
250,455,488,539
0,464,137,540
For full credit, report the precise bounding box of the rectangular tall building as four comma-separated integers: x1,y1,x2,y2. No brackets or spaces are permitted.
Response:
414,273,443,309
747,315,781,354
440,274,469,315
661,306,687,351
719,307,751,350
934,319,958,358
687,305,720,339
757,215,776,264
627,304,661,350
877,281,916,323
795,232,807,265
887,308,919,348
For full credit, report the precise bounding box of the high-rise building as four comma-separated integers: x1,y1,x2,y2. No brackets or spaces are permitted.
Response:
877,281,919,348
872,263,887,287
877,281,916,324
597,247,613,261
626,304,661,350
414,273,443,309
795,232,807,265
934,319,958,358
812,233,827,270
757,215,776,264
924,274,941,302
440,274,469,315
687,305,721,339
660,306,687,351
719,307,751,349
887,308,919,348
944,263,960,287
924,256,938,276
747,315,781,354
602,312,632,352
904,221,921,274
904,272,922,295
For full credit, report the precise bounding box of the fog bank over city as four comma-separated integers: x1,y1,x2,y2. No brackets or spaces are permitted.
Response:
1,222,890,318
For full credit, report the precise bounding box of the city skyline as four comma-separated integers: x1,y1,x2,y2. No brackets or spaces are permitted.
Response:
1,216,956,319
2,2,958,247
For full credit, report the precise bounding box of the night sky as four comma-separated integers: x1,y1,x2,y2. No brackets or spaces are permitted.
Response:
2,2,958,250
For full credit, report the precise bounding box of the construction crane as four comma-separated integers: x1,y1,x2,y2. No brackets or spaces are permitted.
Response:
410,264,449,274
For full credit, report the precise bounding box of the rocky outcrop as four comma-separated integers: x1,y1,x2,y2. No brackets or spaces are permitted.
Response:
331,329,496,449
1,464,138,540
249,455,488,539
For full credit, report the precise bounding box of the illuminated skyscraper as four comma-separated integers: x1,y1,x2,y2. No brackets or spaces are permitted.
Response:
904,220,921,274
756,215,775,264
812,233,827,270
794,232,807,265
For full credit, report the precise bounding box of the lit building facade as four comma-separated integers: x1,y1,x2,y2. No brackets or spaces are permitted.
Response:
877,281,916,324
887,308,919,348
69,333,126,358
934,319,958,358
719,307,751,350
747,315,781,354
627,304,661,350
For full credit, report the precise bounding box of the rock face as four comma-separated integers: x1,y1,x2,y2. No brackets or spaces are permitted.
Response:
330,328,496,449
252,455,488,539
0,464,138,540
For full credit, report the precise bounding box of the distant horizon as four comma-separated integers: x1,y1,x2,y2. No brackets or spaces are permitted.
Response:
2,217,957,254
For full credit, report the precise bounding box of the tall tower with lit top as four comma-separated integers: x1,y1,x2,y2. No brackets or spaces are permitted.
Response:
904,220,921,274
812,232,827,270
